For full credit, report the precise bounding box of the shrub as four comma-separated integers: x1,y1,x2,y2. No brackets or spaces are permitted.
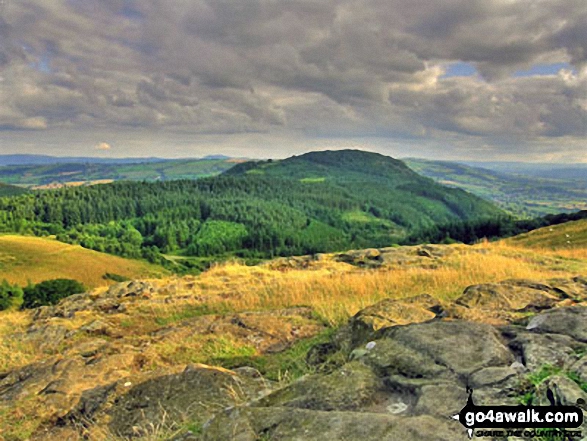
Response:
103,272,130,283
0,280,23,310
22,279,86,309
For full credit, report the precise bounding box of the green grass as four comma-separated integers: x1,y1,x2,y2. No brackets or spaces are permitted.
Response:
245,169,265,175
519,362,587,406
527,364,562,386
215,328,339,382
153,303,231,326
342,210,394,226
507,219,587,250
300,177,326,183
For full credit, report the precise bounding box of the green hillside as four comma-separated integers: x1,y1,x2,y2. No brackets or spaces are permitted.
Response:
0,150,503,266
404,158,587,217
226,150,502,229
0,159,240,187
506,218,587,250
0,183,28,197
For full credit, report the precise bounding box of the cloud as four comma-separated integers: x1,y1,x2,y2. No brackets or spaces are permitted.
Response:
96,142,112,151
0,0,585,159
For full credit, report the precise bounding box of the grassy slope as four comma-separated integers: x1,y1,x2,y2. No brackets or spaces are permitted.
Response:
0,235,168,287
0,159,239,186
405,158,587,217
506,218,587,250
0,183,28,197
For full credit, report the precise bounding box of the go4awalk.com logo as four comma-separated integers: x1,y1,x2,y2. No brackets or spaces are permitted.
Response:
452,389,584,439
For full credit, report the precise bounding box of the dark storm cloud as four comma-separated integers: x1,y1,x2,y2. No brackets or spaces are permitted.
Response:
0,0,585,158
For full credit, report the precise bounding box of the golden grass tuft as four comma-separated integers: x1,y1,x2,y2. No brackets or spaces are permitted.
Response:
0,310,35,371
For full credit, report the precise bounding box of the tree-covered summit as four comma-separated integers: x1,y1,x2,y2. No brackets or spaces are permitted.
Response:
0,150,504,268
226,149,413,179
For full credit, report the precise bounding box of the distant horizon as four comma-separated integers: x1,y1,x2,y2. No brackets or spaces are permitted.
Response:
1,150,587,165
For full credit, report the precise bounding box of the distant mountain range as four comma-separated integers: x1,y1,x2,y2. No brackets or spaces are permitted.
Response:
0,154,232,166
461,161,587,182
0,157,241,187
0,154,169,166
1,152,585,219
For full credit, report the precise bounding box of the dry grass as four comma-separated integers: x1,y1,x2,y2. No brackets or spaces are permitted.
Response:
0,310,36,371
137,242,587,327
0,234,167,288
1,237,587,440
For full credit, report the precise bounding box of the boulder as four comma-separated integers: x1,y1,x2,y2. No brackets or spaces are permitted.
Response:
505,328,584,371
380,320,514,377
526,306,587,342
257,361,381,411
334,294,443,351
108,364,272,438
201,407,467,441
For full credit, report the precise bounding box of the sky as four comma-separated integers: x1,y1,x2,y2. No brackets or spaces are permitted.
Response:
0,0,585,161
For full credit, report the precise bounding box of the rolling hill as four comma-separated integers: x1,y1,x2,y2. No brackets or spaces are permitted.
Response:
404,158,587,217
464,161,587,182
0,183,28,197
505,218,587,250
0,158,241,187
0,235,167,287
226,149,503,228
0,150,504,263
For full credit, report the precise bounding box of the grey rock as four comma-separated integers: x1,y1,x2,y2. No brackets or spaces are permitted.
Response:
201,407,468,441
108,364,271,438
256,361,381,411
506,329,584,371
382,320,514,377
526,306,587,342
469,367,518,389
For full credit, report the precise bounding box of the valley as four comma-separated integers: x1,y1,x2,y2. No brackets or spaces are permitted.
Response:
405,158,587,217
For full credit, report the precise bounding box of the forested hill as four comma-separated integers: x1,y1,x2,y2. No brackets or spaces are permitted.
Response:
226,150,502,225
0,183,27,197
226,149,414,179
0,150,503,267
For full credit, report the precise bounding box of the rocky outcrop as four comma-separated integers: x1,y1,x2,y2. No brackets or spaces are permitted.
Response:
201,306,587,441
452,276,587,324
3,275,587,440
265,244,458,270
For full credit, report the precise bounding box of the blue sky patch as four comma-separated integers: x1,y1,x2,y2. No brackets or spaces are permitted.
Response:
514,62,576,77
441,62,479,78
